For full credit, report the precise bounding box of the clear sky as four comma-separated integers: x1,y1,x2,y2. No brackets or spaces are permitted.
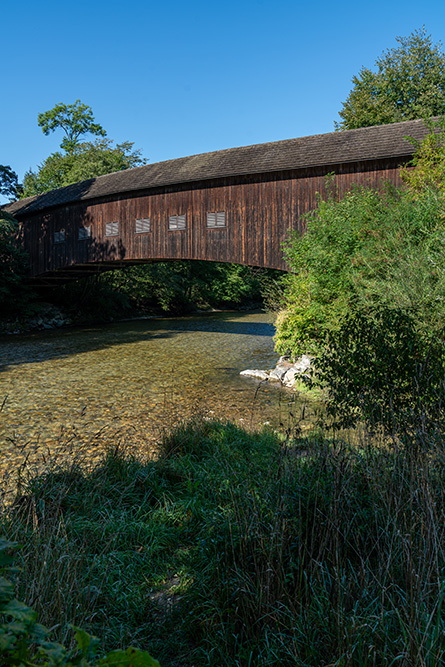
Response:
2,0,445,203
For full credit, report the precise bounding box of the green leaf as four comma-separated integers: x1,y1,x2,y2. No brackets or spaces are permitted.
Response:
0,575,15,601
0,538,18,568
0,629,17,650
71,625,100,658
38,640,68,665
32,622,50,641
2,598,37,623
1,620,27,635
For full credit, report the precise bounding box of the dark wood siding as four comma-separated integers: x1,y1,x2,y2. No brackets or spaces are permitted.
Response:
17,157,407,279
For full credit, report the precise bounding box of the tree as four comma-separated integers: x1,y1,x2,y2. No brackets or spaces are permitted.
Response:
0,210,33,314
21,100,147,197
105,261,276,314
38,99,107,152
336,27,445,130
0,164,20,200
275,122,445,359
22,139,145,197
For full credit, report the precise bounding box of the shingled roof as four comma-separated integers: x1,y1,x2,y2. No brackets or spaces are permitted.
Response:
3,118,435,216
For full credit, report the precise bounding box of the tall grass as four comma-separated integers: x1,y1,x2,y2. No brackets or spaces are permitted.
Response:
1,418,445,666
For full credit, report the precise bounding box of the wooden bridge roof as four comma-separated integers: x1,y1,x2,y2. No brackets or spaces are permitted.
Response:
4,118,434,217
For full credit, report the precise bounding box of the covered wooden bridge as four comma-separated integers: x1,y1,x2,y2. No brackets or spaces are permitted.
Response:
4,118,431,285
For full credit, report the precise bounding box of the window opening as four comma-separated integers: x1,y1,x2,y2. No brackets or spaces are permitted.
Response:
169,214,186,230
105,221,119,236
78,226,92,240
135,218,151,233
207,211,226,228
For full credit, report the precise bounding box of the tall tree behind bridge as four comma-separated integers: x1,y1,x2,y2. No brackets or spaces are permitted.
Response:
0,164,20,200
336,27,445,130
22,100,146,198
37,99,107,153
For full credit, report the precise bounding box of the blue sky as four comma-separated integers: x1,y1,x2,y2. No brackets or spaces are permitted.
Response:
2,0,445,201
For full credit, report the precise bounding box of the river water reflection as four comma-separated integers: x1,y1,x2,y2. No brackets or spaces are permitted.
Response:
0,311,310,488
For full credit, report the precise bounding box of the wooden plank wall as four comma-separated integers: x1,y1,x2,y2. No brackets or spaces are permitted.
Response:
19,157,406,278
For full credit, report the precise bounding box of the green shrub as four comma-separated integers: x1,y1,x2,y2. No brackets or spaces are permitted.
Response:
401,117,445,197
276,181,445,356
308,305,445,447
47,261,282,320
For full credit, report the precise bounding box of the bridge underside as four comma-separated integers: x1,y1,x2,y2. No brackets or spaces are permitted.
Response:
27,261,140,287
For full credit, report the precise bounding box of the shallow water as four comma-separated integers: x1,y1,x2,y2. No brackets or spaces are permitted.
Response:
0,311,312,491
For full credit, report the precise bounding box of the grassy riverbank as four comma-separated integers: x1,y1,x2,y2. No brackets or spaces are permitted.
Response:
2,417,445,666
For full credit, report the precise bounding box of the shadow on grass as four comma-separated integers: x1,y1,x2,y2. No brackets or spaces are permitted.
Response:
2,415,445,666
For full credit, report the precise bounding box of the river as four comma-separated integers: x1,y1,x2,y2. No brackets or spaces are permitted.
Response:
0,311,313,500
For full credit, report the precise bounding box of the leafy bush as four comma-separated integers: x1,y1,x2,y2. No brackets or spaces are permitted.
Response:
308,306,445,448
401,117,445,196
275,182,445,356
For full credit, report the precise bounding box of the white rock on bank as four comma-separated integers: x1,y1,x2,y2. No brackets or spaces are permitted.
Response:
240,355,312,390
268,364,291,381
282,368,298,386
240,369,270,381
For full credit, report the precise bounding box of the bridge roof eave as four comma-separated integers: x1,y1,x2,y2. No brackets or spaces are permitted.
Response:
5,155,412,221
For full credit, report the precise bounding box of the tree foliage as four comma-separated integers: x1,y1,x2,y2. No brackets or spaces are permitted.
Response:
107,261,279,314
275,179,445,356
0,164,20,200
22,139,145,198
38,99,107,153
51,261,281,320
21,99,146,198
336,27,445,130
277,123,445,444
0,210,32,315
